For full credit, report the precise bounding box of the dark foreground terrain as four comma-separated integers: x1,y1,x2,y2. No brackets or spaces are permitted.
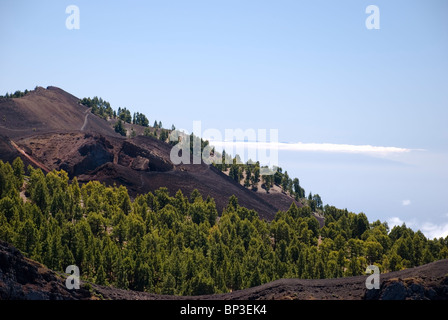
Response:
1,240,447,300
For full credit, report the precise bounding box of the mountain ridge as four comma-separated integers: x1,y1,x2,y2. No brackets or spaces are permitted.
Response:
0,86,302,220
1,86,448,301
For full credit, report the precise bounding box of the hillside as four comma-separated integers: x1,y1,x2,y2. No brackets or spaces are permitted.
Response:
0,86,301,220
0,86,116,139
1,86,447,302
1,240,447,300
1,155,447,297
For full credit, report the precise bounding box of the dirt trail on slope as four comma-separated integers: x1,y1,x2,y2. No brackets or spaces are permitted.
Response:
9,139,51,173
80,108,91,131
0,86,308,220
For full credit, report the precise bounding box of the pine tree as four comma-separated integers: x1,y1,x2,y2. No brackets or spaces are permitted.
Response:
161,273,176,295
31,173,50,214
312,194,323,209
114,120,127,136
159,129,168,142
262,174,272,193
244,166,251,188
249,268,262,288
12,157,25,189
18,219,38,255
0,196,17,222
96,264,108,285
1,156,447,296
250,166,260,190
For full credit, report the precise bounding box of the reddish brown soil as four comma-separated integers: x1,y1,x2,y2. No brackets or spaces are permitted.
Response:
1,88,447,301
0,86,116,138
0,86,303,220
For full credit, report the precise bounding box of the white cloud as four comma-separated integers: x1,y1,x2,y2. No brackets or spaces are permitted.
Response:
387,216,448,239
209,140,414,157
402,199,411,206
388,217,405,229
387,216,418,229
421,222,448,239
276,142,413,156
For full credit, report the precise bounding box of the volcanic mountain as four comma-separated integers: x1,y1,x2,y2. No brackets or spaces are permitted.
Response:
0,86,305,221
2,87,448,305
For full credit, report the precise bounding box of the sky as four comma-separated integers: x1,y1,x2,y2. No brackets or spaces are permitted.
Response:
1,0,447,238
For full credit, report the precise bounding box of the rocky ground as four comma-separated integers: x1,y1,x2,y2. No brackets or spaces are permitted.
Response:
1,86,447,302
0,86,304,221
1,240,447,300
0,240,90,300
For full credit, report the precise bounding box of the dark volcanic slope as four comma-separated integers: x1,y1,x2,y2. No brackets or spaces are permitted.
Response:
0,86,117,138
0,86,301,220
1,240,447,300
93,259,448,300
76,136,290,219
0,241,91,300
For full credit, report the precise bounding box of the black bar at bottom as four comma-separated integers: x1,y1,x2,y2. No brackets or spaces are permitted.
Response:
0,300,445,319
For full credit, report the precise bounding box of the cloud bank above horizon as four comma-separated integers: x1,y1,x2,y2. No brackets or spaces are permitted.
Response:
276,142,414,155
208,140,416,157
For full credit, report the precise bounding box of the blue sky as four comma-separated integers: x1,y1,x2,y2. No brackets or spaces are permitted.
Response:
1,0,447,238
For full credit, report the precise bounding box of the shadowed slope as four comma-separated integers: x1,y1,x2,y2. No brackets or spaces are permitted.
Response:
0,86,302,220
1,240,447,300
